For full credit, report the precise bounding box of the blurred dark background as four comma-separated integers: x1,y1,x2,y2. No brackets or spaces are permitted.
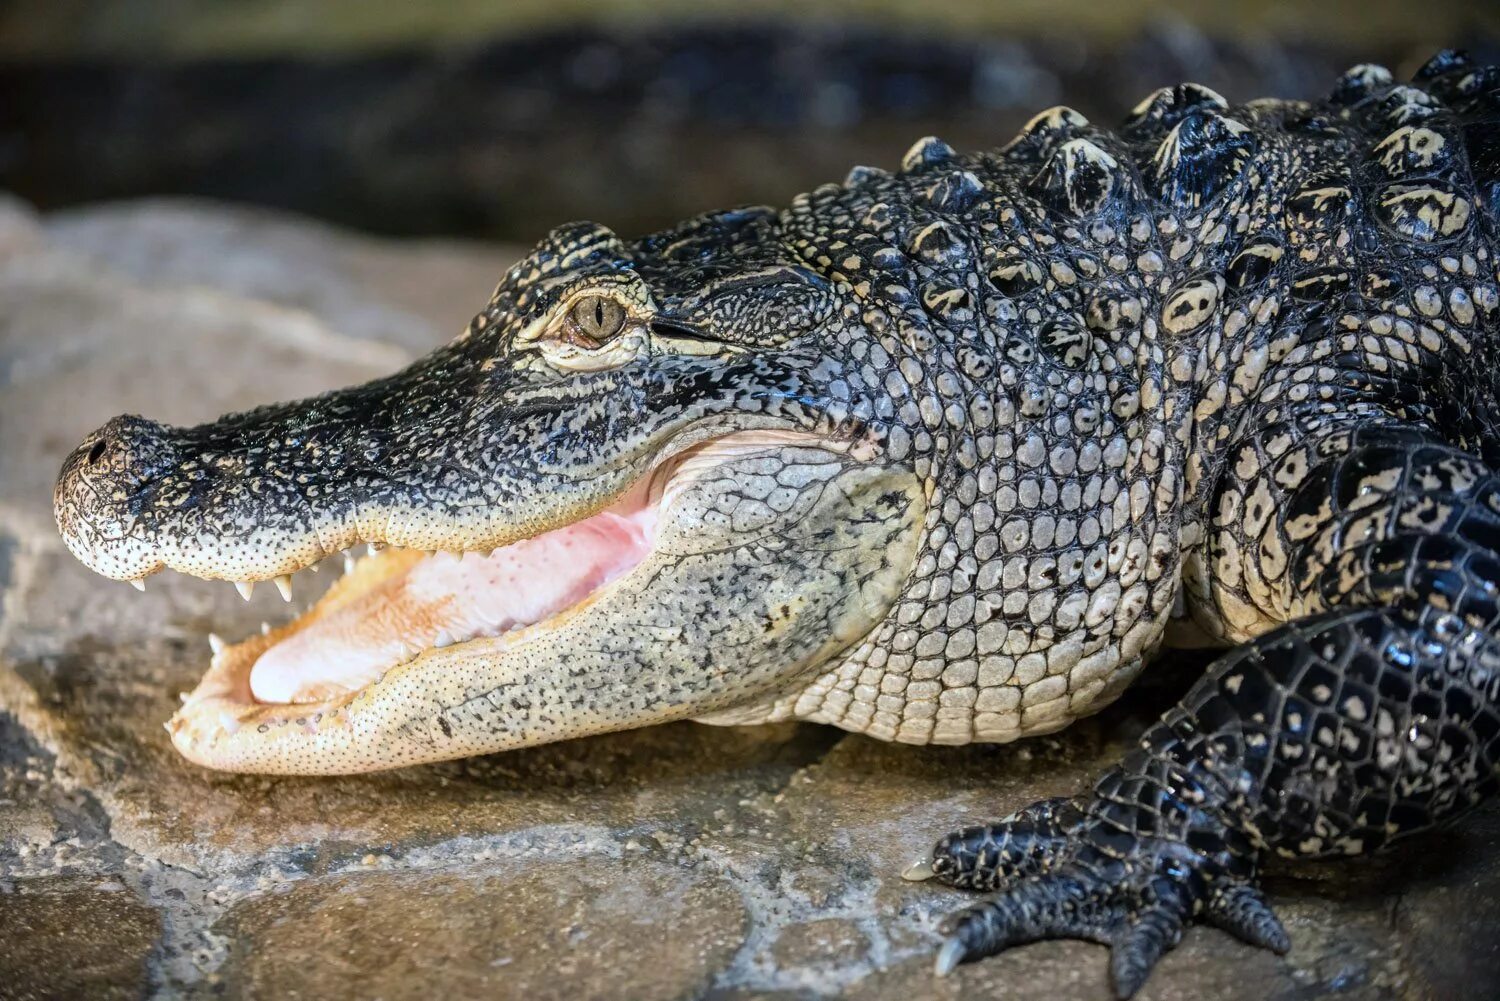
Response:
1,0,1497,243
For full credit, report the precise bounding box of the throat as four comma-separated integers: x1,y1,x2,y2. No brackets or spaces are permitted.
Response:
247,503,658,703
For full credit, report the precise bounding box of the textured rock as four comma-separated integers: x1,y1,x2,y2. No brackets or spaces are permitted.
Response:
1,198,1498,999
44,199,515,355
7,627,834,870
216,858,747,1000
0,876,161,1001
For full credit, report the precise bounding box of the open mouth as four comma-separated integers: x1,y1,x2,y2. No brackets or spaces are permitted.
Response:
245,483,659,705
164,430,873,752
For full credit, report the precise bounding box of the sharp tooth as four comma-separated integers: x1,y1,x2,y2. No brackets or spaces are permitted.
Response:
368,543,385,555
261,621,272,635
208,633,226,655
308,563,319,573
235,581,254,601
178,692,190,703
344,551,357,574
130,579,146,592
274,575,294,602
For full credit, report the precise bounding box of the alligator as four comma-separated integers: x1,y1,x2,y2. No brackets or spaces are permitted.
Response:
53,50,1500,996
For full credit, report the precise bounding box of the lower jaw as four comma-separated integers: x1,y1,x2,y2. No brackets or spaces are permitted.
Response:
170,480,662,743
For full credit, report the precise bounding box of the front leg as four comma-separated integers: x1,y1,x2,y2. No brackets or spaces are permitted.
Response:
914,425,1500,997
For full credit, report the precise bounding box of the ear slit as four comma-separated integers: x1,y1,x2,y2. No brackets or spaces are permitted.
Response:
650,319,720,343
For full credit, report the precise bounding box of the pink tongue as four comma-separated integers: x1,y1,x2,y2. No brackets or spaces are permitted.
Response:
248,508,657,704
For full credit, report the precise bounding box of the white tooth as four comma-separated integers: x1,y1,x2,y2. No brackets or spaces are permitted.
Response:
130,579,146,592
178,692,190,704
344,551,357,574
208,633,226,655
368,543,385,555
218,711,241,735
433,630,453,649
163,721,173,733
235,581,254,601
261,621,272,635
274,575,293,602
308,563,319,573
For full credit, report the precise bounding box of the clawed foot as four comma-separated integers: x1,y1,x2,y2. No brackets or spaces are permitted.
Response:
906,796,1288,998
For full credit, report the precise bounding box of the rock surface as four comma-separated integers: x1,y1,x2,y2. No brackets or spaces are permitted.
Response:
2,196,1498,1000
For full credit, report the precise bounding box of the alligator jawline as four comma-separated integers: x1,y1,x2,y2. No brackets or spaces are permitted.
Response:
164,429,873,744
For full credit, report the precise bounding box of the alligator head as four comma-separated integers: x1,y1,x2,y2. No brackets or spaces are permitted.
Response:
54,209,927,773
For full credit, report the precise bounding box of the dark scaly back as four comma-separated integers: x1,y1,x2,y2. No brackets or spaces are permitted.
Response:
746,52,1500,743
757,111,1188,743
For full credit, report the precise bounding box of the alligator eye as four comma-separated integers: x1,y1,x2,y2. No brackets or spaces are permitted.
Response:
568,295,626,345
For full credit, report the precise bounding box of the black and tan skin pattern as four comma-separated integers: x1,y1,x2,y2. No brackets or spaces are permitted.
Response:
52,51,1500,994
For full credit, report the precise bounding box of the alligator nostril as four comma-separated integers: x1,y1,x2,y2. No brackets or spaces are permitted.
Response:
86,440,107,465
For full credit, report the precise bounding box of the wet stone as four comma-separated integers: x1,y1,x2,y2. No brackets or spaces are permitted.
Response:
0,876,161,1001
215,857,746,1001
0,709,114,868
6,619,833,869
769,917,872,970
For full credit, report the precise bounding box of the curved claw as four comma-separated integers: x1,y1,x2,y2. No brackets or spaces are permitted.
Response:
903,857,937,882
934,938,965,976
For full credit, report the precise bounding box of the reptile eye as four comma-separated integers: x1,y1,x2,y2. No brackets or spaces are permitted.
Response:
568,295,626,345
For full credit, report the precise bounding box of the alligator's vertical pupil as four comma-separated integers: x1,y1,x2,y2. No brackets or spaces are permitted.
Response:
86,440,107,465
570,294,625,342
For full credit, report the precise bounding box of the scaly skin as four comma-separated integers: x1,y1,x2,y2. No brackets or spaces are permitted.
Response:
54,50,1500,994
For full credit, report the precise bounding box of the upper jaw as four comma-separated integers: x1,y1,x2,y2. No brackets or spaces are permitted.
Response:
53,351,826,593
54,407,824,600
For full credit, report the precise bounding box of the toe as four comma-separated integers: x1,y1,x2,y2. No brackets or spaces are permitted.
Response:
1204,882,1290,954
1109,901,1187,999
934,867,1114,972
929,797,1084,890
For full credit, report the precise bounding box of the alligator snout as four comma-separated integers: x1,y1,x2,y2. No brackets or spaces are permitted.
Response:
60,414,179,496
54,414,184,581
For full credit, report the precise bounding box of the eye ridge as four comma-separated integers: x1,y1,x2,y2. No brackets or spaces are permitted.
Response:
566,294,627,346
